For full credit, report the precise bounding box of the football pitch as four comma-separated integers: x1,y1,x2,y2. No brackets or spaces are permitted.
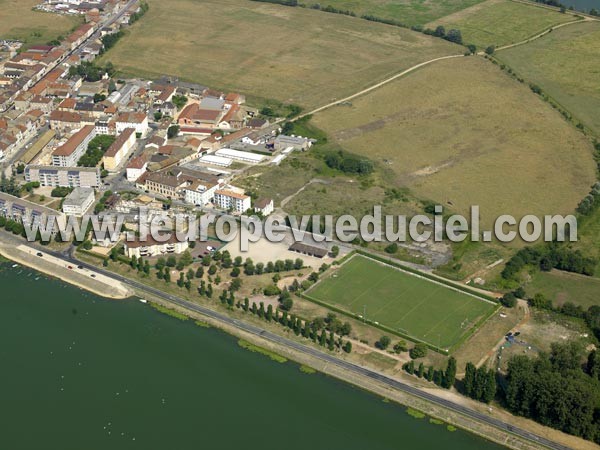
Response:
307,255,497,349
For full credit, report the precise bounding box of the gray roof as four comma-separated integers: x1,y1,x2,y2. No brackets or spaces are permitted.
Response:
199,98,225,111
63,187,95,207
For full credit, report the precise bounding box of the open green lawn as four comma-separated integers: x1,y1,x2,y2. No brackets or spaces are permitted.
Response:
0,0,82,49
526,270,600,310
98,0,460,109
496,20,600,135
428,0,575,49
307,255,496,349
306,0,486,26
312,56,597,230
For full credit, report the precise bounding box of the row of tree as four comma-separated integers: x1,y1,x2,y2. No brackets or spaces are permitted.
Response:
502,242,598,280
403,356,457,389
463,363,496,403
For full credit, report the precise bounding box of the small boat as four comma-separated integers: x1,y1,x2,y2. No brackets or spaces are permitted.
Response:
11,264,18,268
139,299,148,304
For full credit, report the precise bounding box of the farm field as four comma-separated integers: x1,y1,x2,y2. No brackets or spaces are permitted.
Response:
496,20,600,135
427,0,575,49
525,270,600,310
307,255,497,349
312,56,597,230
98,0,460,110
0,0,82,49
306,0,486,26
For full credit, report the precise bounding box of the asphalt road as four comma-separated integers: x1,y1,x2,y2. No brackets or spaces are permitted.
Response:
27,244,570,450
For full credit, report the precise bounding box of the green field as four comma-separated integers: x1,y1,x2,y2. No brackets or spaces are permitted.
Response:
99,0,460,109
0,0,82,48
307,255,496,349
305,0,486,26
496,20,600,135
526,270,600,310
312,56,596,230
428,0,575,49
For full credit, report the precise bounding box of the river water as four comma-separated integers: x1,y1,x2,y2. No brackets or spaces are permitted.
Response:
559,0,599,12
0,263,504,449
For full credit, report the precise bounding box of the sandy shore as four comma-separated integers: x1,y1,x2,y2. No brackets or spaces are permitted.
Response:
0,240,133,299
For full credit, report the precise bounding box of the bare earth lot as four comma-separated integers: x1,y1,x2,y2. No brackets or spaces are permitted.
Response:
99,0,460,109
312,56,597,229
0,0,81,48
496,20,600,135
427,0,574,49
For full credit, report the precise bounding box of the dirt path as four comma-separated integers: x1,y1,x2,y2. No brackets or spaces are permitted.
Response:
278,178,330,211
294,54,465,120
493,16,595,53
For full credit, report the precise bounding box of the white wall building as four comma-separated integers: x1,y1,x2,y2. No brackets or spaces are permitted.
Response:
62,187,95,217
214,189,251,213
51,125,96,167
124,235,189,259
115,112,149,138
184,181,218,206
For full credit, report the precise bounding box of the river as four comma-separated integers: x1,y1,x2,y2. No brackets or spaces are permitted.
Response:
0,263,504,449
559,0,599,12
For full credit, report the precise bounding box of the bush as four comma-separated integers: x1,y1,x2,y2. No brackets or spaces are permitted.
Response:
409,343,428,359
375,335,391,350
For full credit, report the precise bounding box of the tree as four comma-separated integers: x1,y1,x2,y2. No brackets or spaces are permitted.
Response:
445,29,462,44
467,44,477,54
485,45,495,55
195,266,204,278
375,335,391,350
167,125,180,139
166,255,177,267
443,357,457,389
434,25,446,37
463,362,476,397
343,341,352,353
201,255,212,266
384,243,398,254
409,343,428,359
208,264,218,275
331,245,339,257
481,369,496,404
500,292,517,308
393,340,408,353
230,266,240,277
179,250,193,266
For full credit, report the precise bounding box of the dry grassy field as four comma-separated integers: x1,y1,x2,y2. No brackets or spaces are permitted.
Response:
305,0,486,26
0,0,82,48
496,20,600,136
312,56,596,229
99,0,460,109
427,0,574,49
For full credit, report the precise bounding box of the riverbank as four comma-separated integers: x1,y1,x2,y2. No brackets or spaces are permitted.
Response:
141,293,596,450
0,235,132,300
0,230,594,450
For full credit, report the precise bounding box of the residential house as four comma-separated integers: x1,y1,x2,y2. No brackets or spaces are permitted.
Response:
126,155,148,182
26,165,102,188
102,127,136,172
51,125,95,167
254,198,274,216
213,189,251,213
124,234,189,259
115,112,148,137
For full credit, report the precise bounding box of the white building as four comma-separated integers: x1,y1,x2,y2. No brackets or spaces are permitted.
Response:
126,155,147,182
124,235,189,259
199,154,232,167
62,187,95,217
51,125,96,167
215,148,265,164
184,181,218,206
214,189,251,213
254,198,274,216
115,112,149,138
